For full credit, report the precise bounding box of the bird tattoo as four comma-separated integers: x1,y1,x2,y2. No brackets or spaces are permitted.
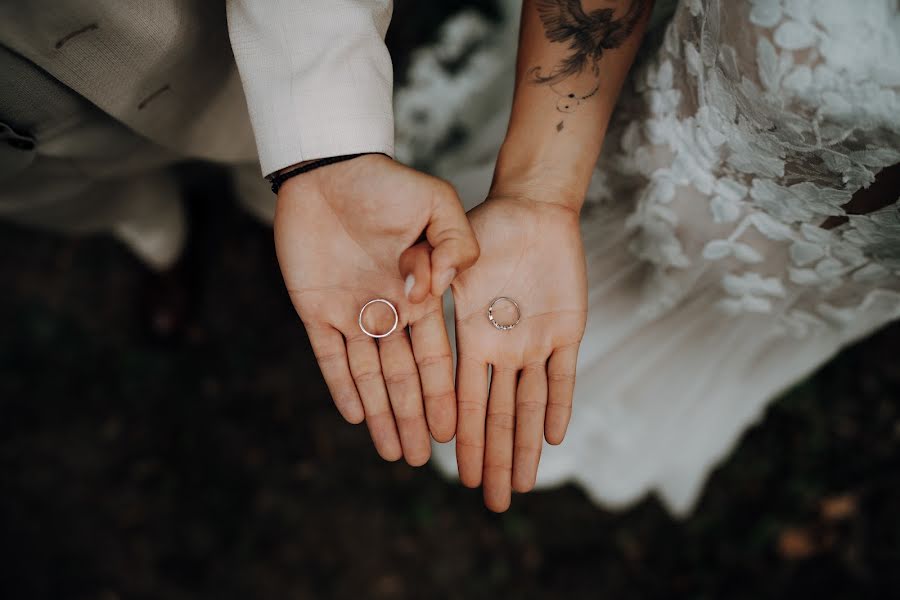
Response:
529,0,648,122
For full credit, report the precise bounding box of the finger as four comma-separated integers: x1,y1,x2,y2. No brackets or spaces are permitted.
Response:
305,323,365,424
425,182,480,297
346,333,403,461
512,365,548,493
378,329,431,467
455,356,489,488
483,367,517,513
409,299,456,443
546,343,579,445
399,242,434,304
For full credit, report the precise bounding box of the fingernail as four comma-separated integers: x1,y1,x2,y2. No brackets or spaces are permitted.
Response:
438,268,457,292
404,273,416,299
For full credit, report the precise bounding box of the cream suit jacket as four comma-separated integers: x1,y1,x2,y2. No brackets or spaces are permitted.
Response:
0,0,395,176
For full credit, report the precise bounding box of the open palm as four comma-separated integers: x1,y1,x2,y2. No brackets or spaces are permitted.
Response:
275,156,477,466
451,196,588,511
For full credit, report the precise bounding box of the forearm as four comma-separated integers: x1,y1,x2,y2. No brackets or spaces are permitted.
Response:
493,0,653,211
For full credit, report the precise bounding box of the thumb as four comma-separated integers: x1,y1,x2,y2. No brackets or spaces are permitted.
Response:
425,181,480,297
398,242,434,304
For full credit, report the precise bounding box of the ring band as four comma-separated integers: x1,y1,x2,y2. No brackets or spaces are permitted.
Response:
488,296,521,331
358,298,399,339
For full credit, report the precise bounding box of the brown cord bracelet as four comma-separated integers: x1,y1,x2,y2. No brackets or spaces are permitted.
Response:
267,152,388,194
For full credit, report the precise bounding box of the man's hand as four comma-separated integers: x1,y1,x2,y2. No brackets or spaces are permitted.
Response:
451,196,587,511
275,155,479,466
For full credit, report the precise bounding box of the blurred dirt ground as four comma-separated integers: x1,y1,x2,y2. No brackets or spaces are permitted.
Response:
2,2,899,599
2,164,899,600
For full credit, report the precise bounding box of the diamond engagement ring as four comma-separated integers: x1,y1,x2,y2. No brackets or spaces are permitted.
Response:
358,298,399,339
487,297,521,331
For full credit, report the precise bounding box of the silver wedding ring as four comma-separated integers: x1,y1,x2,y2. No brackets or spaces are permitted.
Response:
487,296,521,331
358,298,399,339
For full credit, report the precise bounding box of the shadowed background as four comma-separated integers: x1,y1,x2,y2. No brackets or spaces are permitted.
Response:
1,2,899,598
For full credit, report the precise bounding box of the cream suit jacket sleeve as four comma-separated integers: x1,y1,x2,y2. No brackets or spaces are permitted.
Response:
226,0,395,177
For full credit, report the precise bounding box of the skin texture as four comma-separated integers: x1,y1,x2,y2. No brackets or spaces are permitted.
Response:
451,197,587,512
278,1,650,510
274,155,478,466
455,0,652,512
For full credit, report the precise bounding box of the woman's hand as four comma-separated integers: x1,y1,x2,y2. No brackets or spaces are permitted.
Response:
275,155,479,466
449,0,648,510
451,195,587,511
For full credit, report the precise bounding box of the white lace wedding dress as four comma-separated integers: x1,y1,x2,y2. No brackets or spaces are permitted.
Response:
395,0,900,514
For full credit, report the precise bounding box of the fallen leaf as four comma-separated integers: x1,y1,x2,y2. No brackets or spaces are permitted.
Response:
777,527,817,560
820,494,858,522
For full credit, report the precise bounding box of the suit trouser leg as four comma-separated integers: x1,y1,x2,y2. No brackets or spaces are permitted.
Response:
0,43,189,270
0,42,276,270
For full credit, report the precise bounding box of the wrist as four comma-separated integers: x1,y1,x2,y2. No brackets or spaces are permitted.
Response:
270,153,389,194
491,147,588,213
